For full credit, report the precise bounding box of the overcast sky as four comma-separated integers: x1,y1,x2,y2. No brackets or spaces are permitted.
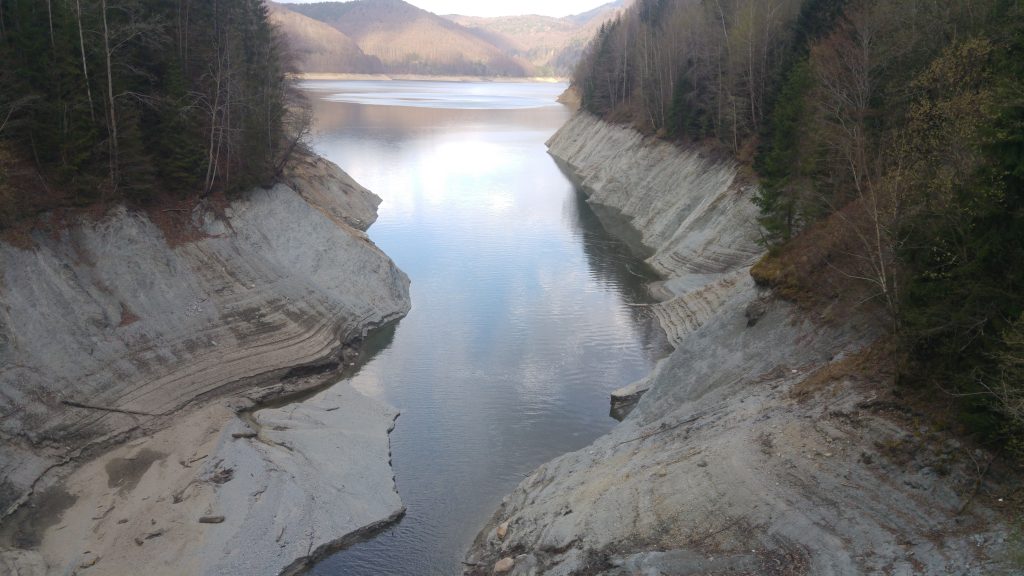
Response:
276,0,612,18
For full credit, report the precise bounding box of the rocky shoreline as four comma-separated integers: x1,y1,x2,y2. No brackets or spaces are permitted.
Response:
0,155,411,575
464,113,1014,575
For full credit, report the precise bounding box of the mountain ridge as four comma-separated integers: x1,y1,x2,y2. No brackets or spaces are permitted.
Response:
280,0,530,76
268,3,384,74
272,0,628,77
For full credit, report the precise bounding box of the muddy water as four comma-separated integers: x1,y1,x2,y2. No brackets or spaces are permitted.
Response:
300,81,668,576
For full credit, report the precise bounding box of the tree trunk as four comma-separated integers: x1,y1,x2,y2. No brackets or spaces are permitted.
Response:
46,0,55,48
203,72,222,195
101,0,119,193
621,22,629,105
75,0,96,121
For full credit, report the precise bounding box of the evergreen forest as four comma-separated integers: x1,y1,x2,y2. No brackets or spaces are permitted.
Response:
0,0,302,225
577,0,1024,446
574,0,1024,451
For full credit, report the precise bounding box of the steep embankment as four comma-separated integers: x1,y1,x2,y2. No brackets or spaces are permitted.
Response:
0,156,411,575
547,113,761,349
465,114,1012,575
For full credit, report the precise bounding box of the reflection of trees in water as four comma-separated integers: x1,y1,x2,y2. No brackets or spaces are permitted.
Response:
305,95,567,144
561,175,672,360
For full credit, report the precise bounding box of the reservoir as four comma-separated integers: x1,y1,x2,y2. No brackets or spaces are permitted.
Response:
298,81,667,575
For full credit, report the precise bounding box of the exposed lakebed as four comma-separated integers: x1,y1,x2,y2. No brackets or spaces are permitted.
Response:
297,81,668,575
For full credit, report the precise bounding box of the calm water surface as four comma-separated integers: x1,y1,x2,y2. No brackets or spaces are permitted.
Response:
300,80,667,575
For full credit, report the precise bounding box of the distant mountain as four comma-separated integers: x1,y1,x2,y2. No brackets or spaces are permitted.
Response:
447,1,629,76
268,3,384,74
271,0,627,78
563,0,628,25
280,0,530,77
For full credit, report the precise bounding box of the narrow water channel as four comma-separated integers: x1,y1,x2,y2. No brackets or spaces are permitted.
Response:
299,81,668,576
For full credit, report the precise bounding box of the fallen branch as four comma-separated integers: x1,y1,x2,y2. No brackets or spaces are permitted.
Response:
616,414,702,447
61,400,158,417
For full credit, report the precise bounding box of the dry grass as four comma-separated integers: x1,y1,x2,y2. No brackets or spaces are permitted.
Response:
2,193,215,251
789,339,898,401
0,219,37,250
750,251,805,301
143,197,211,248
139,178,244,247
0,145,106,248
751,201,897,334
0,143,224,249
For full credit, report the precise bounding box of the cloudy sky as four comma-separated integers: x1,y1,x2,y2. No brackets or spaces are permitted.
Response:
277,0,612,18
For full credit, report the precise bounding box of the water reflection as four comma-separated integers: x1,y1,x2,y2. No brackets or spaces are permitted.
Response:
303,81,666,576
302,80,564,110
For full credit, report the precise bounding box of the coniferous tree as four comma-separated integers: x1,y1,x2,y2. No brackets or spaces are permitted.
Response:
0,0,304,218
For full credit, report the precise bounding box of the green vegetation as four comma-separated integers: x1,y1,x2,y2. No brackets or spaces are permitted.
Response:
0,0,304,225
573,0,1024,448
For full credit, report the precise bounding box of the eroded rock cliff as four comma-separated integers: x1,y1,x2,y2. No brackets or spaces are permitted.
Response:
0,156,410,575
465,114,1012,575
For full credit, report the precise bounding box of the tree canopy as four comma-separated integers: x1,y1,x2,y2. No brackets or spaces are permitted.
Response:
573,0,1024,448
0,0,302,224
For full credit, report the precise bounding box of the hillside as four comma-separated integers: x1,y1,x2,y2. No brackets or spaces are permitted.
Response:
460,0,1022,573
570,0,1024,450
268,3,384,74
283,0,530,76
466,107,1016,576
448,1,627,76
270,0,627,77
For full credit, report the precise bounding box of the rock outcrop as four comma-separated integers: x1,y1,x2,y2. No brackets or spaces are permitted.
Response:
465,114,1012,575
548,112,762,279
549,112,762,391
199,383,405,576
0,156,411,574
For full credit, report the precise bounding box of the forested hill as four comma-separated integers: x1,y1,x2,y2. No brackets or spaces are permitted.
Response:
282,0,529,76
267,2,384,74
574,0,1024,453
271,0,629,78
0,0,301,225
446,1,627,77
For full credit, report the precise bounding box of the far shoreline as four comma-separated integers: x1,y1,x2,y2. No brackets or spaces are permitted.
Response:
293,72,569,83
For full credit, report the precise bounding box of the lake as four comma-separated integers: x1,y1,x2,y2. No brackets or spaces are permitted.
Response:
299,80,667,575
